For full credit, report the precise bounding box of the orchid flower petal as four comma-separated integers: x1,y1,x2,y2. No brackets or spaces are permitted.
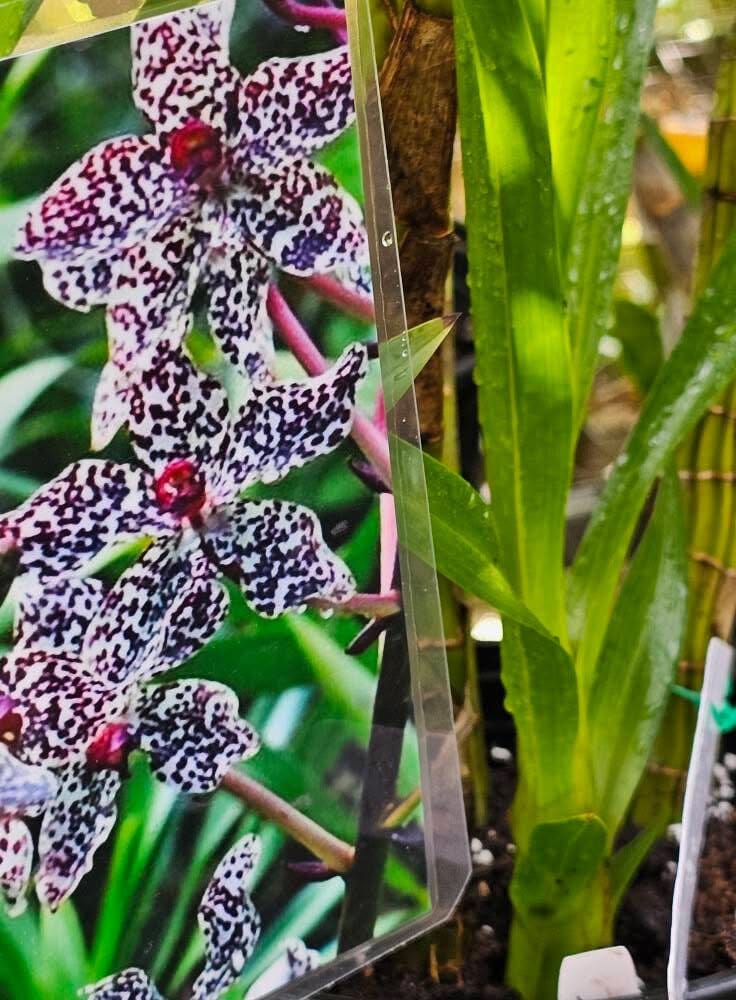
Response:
40,254,115,312
82,540,191,686
91,361,131,452
36,763,120,911
82,968,163,1000
229,160,368,276
16,136,187,263
0,460,169,580
2,652,128,768
235,46,355,168
149,557,230,676
132,0,237,133
246,939,321,999
126,347,230,479
14,578,105,656
210,499,355,617
204,248,273,382
105,211,206,379
0,746,57,816
0,818,33,916
191,834,262,1000
224,343,367,491
135,680,258,794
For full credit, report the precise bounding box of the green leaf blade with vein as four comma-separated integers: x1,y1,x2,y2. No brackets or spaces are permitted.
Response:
612,299,664,395
510,814,608,920
609,824,660,912
502,623,579,840
546,0,614,261
455,0,573,637
569,231,736,683
0,1,42,57
392,438,551,639
561,0,657,426
0,356,72,460
588,470,688,834
640,111,701,208
381,316,455,413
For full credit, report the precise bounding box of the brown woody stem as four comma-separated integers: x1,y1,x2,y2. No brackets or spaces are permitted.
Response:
222,769,355,874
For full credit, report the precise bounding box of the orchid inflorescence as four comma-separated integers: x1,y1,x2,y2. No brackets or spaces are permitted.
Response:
0,1,377,995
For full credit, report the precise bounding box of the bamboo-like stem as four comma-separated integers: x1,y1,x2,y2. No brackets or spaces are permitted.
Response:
222,769,355,874
304,274,376,324
261,0,347,34
635,33,736,829
267,284,393,488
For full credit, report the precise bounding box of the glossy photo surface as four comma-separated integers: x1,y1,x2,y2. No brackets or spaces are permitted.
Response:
0,4,433,996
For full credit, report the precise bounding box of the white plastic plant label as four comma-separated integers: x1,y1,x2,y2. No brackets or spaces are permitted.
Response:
0,2,470,998
558,946,640,1000
667,637,733,1000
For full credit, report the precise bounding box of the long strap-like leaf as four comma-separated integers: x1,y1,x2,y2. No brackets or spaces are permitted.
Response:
548,0,657,428
636,34,736,829
455,0,573,638
0,0,43,57
569,228,736,687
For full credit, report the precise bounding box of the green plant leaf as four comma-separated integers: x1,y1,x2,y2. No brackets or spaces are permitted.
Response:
284,614,377,727
0,1,43,57
456,0,573,636
502,622,580,840
588,470,688,833
521,0,546,64
612,299,664,394
510,814,608,920
640,111,701,207
546,0,612,260
381,316,456,413
240,880,345,992
609,824,660,912
37,905,89,999
560,0,658,426
0,50,49,138
569,231,736,681
0,909,39,999
393,438,552,638
0,356,72,460
90,760,177,977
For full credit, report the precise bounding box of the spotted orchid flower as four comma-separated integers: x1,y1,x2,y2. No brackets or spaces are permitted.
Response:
245,940,321,999
83,834,320,1000
1,343,366,619
0,745,58,915
16,0,367,445
0,572,258,911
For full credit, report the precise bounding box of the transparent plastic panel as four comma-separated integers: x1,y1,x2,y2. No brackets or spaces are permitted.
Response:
0,1,470,998
0,0,214,56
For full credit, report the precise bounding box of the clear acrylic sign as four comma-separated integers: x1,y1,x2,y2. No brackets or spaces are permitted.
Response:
0,2,470,997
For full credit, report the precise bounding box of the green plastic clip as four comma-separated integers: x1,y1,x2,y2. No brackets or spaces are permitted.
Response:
670,680,736,734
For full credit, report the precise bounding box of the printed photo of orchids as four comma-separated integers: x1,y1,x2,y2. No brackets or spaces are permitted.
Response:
0,2,426,997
